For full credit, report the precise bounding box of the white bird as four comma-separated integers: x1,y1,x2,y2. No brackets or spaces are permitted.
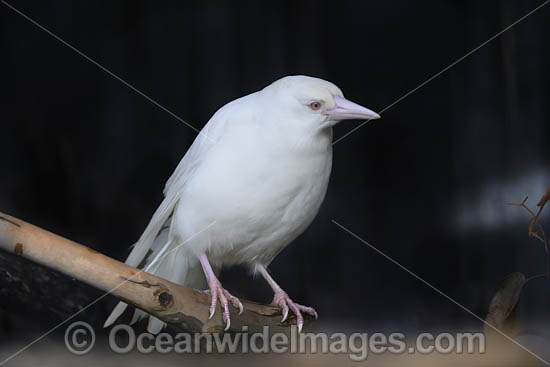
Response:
104,75,380,333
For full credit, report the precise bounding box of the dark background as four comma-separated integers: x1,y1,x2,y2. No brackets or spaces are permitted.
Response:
1,0,549,347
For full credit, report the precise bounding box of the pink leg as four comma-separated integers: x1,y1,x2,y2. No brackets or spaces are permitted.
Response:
257,264,318,332
199,253,243,330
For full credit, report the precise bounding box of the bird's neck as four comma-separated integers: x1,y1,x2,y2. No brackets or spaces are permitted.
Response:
285,126,333,156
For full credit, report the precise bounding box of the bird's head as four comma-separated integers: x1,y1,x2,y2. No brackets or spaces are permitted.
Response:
261,75,380,130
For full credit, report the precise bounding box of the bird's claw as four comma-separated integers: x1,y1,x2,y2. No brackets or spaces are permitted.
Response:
272,289,318,332
204,280,243,330
281,306,289,323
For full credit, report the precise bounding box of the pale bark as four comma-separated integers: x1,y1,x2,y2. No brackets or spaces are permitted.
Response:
0,212,309,333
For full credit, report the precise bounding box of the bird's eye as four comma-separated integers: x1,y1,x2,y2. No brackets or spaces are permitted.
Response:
309,101,322,111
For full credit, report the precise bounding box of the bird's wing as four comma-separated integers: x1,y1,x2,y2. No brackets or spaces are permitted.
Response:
123,93,254,268
123,128,220,267
105,93,257,330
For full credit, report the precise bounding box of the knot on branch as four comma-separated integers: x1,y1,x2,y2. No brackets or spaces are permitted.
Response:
155,289,173,309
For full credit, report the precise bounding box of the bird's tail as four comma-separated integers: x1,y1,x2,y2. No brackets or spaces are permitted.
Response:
103,198,207,333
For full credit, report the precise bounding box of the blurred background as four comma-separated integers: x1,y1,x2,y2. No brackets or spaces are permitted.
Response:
1,0,549,364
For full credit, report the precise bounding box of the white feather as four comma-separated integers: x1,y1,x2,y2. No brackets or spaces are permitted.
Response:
104,94,240,329
104,76,364,331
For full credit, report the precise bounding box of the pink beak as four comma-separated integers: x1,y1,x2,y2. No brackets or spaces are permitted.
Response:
325,96,380,121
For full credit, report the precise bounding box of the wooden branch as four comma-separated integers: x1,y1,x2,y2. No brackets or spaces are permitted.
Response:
0,245,94,323
509,189,550,278
0,212,310,333
484,272,525,335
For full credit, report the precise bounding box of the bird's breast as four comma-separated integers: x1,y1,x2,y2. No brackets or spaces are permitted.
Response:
175,128,333,264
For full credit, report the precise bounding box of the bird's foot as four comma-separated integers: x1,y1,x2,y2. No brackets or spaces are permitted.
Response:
205,279,244,331
272,289,318,332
